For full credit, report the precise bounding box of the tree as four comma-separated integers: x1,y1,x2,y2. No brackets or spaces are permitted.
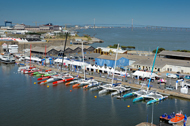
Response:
152,47,165,53
109,44,119,49
126,46,135,50
121,46,127,50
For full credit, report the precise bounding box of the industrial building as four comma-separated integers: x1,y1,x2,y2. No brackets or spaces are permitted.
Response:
25,26,40,31
159,50,190,60
123,53,190,73
95,55,129,68
31,45,95,56
93,52,190,74
14,24,25,30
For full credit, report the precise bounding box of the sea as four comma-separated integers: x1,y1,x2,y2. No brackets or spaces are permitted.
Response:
0,63,190,126
77,27,190,51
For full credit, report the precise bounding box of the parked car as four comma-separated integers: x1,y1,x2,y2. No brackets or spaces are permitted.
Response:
176,71,180,74
74,56,79,60
89,57,94,60
167,74,177,79
165,85,175,91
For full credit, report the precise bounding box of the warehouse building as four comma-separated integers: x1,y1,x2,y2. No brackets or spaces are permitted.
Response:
159,50,190,60
124,54,190,73
31,45,95,56
95,55,129,68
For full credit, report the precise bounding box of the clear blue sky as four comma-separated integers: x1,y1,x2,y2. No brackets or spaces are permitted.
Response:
0,0,190,27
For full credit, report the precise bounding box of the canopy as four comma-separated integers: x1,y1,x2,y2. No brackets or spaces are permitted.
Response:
91,65,97,70
25,56,42,62
132,71,158,78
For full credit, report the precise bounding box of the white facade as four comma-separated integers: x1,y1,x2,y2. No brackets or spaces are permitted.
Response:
14,24,25,30
162,65,190,74
8,45,18,54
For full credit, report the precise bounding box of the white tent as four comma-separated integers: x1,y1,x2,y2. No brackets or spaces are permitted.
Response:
68,61,89,69
88,64,92,71
100,66,106,73
105,67,111,73
132,71,158,78
110,68,115,73
91,65,97,72
25,56,42,62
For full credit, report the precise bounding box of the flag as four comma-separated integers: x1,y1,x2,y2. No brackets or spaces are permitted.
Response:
184,114,187,126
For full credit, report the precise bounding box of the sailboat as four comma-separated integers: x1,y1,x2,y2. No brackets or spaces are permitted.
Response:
71,41,96,88
120,47,168,104
97,44,131,95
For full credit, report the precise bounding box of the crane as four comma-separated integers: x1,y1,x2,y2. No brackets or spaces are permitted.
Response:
32,21,43,26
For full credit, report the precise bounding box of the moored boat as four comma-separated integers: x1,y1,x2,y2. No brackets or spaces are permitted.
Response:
168,112,184,124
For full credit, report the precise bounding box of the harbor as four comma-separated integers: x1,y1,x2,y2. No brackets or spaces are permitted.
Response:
1,28,190,125
0,62,190,126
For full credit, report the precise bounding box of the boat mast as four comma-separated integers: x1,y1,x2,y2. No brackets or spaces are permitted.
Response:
61,32,68,72
82,41,85,79
30,44,32,67
24,43,25,63
147,46,159,91
112,43,119,84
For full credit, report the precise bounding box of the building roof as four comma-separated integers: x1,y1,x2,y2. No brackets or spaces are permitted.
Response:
96,54,127,60
159,50,190,58
121,53,190,68
31,45,92,53
96,47,127,54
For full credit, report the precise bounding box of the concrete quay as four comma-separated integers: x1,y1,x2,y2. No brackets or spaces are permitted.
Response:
29,63,190,100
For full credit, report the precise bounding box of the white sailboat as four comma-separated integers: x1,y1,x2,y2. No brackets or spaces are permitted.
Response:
121,47,168,105
98,44,130,95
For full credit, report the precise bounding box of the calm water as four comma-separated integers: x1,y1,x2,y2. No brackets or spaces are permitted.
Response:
77,28,190,51
0,63,190,126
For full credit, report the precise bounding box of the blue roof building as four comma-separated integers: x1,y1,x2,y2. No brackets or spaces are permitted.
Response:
95,55,129,68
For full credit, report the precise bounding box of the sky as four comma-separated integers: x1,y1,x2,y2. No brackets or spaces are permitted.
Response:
0,0,190,27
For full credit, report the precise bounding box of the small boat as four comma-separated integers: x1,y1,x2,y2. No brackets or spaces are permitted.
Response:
52,77,74,85
43,71,57,77
159,112,175,123
98,83,130,95
72,77,94,88
132,90,168,104
31,71,40,75
65,78,81,86
39,73,72,84
83,81,99,89
117,83,147,99
39,75,63,84
168,111,184,124
0,53,15,64
35,72,45,77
